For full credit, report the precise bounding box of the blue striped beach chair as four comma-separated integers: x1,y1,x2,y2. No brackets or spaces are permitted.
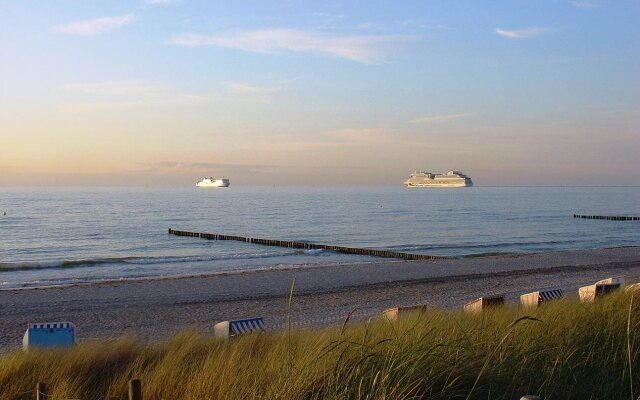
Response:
23,322,76,350
520,289,564,307
214,317,265,339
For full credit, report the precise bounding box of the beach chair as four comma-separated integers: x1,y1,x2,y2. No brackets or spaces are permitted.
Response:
382,305,427,321
214,317,265,339
23,322,76,350
579,277,622,302
520,288,564,308
625,283,640,293
463,295,504,314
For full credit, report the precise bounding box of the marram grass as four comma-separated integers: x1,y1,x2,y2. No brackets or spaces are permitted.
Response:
2,292,640,400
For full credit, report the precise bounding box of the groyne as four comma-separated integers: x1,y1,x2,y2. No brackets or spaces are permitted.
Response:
573,214,640,221
168,229,448,260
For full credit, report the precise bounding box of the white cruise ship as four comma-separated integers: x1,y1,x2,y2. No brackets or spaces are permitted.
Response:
196,177,230,188
404,170,473,188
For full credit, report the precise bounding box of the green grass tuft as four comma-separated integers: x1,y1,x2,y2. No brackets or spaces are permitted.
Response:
2,292,640,399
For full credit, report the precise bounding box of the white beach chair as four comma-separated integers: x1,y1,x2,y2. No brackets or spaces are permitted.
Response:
579,277,622,302
382,305,427,321
463,295,504,314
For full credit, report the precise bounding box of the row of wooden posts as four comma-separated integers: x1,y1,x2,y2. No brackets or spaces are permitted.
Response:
573,214,640,221
168,228,448,260
35,379,141,400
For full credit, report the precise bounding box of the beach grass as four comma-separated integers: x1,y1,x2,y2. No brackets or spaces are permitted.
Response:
2,292,640,400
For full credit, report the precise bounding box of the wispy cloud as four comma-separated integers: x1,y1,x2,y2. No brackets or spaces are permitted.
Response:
138,161,363,174
570,1,598,8
62,81,166,96
225,82,284,103
58,101,146,114
224,78,301,102
323,128,397,144
170,29,413,63
54,14,134,36
313,12,346,21
145,0,175,4
140,161,280,173
495,27,550,39
58,81,206,113
409,113,475,124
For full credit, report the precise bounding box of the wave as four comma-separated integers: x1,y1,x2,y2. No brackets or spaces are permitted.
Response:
385,239,578,252
0,250,326,273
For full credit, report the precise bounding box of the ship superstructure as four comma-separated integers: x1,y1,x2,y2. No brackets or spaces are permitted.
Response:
196,178,230,188
404,170,473,188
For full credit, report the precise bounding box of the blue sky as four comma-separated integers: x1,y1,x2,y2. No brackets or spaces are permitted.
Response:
1,0,639,185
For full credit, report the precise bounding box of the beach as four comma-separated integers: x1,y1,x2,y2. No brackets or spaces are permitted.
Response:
1,246,639,349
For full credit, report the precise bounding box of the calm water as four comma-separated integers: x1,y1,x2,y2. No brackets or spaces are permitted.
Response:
1,187,638,289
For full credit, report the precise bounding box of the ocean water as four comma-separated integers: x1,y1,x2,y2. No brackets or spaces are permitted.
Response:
0,187,638,289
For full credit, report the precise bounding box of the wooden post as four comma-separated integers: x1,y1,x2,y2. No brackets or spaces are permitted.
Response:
129,379,142,400
36,383,47,400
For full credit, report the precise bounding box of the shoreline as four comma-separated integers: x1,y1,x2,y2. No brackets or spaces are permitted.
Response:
2,245,638,292
1,246,639,348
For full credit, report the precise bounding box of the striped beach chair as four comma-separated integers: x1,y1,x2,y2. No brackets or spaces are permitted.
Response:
579,277,622,302
463,295,504,314
214,317,265,339
520,289,564,308
23,322,76,350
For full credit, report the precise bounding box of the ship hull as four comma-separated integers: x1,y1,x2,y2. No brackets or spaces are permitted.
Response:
196,183,230,188
196,178,230,188
405,182,472,188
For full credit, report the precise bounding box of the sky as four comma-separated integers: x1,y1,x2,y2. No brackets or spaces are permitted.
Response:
0,0,639,186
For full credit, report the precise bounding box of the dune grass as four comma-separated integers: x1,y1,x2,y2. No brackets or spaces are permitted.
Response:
2,292,640,400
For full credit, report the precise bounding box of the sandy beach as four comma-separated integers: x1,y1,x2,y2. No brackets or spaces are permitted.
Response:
1,246,639,349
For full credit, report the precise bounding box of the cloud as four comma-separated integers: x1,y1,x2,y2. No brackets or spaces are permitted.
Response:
145,0,175,4
170,29,413,63
58,81,207,113
224,79,300,102
324,128,397,144
570,1,598,8
313,12,345,21
58,101,146,114
54,14,134,36
138,161,364,174
140,161,280,173
62,81,166,96
227,82,283,97
409,113,475,124
495,27,549,39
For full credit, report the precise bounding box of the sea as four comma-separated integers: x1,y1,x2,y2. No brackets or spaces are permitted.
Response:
1,187,638,289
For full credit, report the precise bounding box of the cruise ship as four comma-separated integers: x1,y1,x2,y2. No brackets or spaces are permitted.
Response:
404,170,473,188
196,177,230,188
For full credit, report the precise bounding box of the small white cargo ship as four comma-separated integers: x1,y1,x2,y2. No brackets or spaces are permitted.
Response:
404,170,473,188
196,177,230,188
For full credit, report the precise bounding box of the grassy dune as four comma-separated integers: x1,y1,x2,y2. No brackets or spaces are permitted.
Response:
2,292,640,400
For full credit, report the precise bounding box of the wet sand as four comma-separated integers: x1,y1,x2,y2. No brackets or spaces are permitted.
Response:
1,246,639,349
